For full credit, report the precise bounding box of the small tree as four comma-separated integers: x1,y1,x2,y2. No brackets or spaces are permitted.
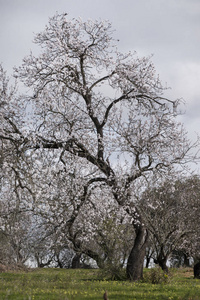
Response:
140,175,200,272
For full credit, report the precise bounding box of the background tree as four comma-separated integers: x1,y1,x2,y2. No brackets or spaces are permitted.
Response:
140,175,200,272
30,153,134,271
0,172,34,267
0,64,38,268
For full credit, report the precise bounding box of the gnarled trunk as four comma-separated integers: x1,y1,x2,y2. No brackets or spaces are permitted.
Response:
126,224,148,281
154,257,168,273
71,253,81,269
154,247,168,273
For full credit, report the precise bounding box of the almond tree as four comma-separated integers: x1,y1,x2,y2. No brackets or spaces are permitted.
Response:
0,65,37,267
28,149,133,271
140,175,200,272
2,13,194,280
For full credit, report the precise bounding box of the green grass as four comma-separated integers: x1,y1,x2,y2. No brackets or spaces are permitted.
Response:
0,268,200,299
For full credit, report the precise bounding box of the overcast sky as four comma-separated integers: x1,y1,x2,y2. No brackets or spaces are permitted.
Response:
1,0,200,171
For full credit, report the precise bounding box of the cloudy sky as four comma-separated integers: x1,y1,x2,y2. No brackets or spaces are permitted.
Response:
1,0,200,170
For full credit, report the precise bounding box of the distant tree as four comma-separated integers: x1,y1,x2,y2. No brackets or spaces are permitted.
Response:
145,247,155,268
0,65,36,267
0,14,195,280
0,192,33,266
140,175,200,272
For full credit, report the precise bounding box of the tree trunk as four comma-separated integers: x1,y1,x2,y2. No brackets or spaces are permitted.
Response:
71,253,81,269
145,255,151,268
56,254,64,268
154,255,168,273
126,225,148,281
159,258,168,273
183,253,190,267
83,249,105,269
194,262,200,279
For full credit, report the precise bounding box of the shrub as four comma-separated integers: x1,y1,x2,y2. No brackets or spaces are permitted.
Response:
144,267,171,284
98,264,126,281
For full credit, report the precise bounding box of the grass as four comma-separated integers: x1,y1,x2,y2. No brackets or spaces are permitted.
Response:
0,267,200,299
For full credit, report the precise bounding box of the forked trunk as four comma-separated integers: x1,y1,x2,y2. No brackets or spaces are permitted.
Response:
154,248,168,273
126,225,148,281
159,258,168,273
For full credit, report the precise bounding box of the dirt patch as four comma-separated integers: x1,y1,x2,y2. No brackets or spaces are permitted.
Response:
181,269,193,278
0,263,28,273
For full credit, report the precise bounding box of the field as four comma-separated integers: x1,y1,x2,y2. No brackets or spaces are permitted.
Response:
0,267,200,299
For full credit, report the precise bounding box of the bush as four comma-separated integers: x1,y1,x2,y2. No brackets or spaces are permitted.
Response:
144,267,171,284
98,264,126,281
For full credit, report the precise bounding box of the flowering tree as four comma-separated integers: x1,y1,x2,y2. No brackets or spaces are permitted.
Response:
0,65,38,268
172,176,200,264
28,150,133,271
140,175,200,272
1,13,194,280
0,145,34,267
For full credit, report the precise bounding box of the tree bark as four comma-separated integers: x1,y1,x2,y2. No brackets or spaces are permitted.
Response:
194,262,200,279
158,258,168,273
183,253,190,267
145,255,151,268
154,252,168,273
126,225,148,281
71,253,81,269
158,245,169,273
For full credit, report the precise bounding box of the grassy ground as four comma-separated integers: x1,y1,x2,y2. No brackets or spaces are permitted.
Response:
0,267,200,299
